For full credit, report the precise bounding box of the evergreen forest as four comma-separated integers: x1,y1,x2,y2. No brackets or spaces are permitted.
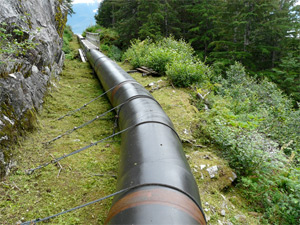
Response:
95,0,300,103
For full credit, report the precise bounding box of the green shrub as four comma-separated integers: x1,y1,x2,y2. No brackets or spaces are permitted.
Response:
63,25,73,42
62,36,71,54
100,44,122,61
0,22,37,58
166,60,210,87
84,24,102,34
123,37,196,72
197,62,300,224
122,39,150,68
63,25,75,59
144,48,173,74
99,27,119,46
108,45,122,61
123,37,209,87
100,43,110,52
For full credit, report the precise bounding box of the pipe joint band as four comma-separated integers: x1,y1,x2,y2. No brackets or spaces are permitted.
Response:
128,120,181,141
105,183,206,225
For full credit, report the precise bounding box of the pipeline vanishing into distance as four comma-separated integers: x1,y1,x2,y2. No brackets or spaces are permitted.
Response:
78,35,206,225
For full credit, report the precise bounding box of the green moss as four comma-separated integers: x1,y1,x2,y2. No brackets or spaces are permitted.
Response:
55,2,68,38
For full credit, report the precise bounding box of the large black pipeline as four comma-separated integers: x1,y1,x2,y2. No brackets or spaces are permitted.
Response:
79,37,206,225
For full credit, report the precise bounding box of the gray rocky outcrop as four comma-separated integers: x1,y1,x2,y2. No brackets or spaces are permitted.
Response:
0,0,68,177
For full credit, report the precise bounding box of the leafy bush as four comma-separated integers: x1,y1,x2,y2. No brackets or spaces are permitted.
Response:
197,62,300,223
62,36,71,54
63,26,75,59
83,24,102,34
108,45,122,61
123,37,208,87
63,25,73,42
122,39,151,68
99,27,119,46
0,22,37,59
144,47,173,74
166,60,210,87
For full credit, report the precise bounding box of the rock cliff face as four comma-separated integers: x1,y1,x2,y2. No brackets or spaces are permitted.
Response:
0,0,68,177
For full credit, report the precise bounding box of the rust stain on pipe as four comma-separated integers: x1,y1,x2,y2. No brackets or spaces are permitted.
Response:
111,80,139,102
105,188,206,225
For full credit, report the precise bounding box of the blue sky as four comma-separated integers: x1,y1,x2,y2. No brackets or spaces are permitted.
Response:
72,0,103,4
67,0,103,34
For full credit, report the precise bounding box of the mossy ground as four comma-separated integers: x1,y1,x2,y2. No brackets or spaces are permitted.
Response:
1,38,260,225
0,38,119,224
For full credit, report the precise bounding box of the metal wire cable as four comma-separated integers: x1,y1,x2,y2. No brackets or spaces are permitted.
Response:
57,91,107,121
20,186,131,225
27,120,181,175
26,125,130,175
20,183,206,225
44,106,117,145
44,95,157,145
56,80,141,121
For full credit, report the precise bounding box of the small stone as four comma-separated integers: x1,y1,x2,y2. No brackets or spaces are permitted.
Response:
206,216,211,222
210,206,216,214
148,82,155,87
0,136,9,142
200,172,204,179
185,154,190,160
203,154,210,159
172,90,176,93
229,172,237,182
200,165,206,170
205,202,209,206
206,165,218,178
218,220,223,225
193,168,198,172
204,208,209,212
105,144,110,148
221,209,226,216
183,129,189,134
3,115,14,125
45,66,50,75
32,65,39,74
8,73,17,79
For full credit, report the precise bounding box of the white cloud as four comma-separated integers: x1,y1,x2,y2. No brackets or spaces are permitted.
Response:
73,0,102,4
